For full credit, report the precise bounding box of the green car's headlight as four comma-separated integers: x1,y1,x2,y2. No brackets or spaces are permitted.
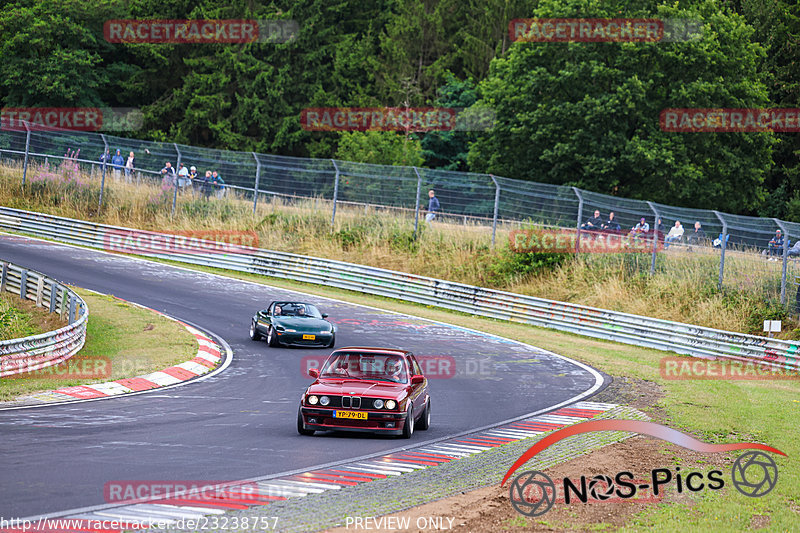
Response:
307,395,318,405
385,400,396,410
284,328,297,332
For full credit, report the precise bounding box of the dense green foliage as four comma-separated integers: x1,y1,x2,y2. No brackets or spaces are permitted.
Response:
0,0,798,218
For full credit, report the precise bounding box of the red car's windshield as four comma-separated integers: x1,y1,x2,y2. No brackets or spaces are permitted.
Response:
320,353,408,384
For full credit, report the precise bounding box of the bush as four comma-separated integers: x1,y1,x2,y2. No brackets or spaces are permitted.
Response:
487,245,567,286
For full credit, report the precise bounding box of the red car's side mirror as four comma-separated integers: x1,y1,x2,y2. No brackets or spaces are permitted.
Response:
308,368,319,378
411,375,424,385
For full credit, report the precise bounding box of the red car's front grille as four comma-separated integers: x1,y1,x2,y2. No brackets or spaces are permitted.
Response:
341,396,361,408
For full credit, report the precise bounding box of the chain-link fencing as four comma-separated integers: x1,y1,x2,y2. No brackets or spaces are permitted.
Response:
1,121,797,313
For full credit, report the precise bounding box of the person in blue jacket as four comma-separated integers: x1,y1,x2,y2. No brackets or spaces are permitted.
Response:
111,149,125,179
425,190,440,222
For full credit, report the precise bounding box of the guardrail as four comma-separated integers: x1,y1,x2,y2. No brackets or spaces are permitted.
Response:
0,206,796,374
0,259,88,377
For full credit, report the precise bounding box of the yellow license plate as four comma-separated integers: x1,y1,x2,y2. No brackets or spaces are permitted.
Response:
334,411,367,419
303,334,316,340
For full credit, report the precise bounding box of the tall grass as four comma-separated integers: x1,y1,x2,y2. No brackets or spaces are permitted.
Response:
0,160,794,338
0,294,47,341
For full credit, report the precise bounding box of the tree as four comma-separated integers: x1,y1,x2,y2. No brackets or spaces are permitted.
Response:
723,0,800,220
468,0,775,213
335,131,423,167
420,74,478,171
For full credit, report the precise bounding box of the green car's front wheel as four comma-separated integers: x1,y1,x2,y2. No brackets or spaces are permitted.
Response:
327,334,335,348
266,326,280,347
249,320,263,341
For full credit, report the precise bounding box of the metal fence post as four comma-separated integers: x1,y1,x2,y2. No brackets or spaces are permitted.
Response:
252,152,261,215
774,218,788,305
20,270,27,300
647,202,660,275
413,167,422,237
49,281,58,313
172,143,182,218
572,187,583,253
69,295,76,324
490,174,500,248
0,262,7,293
22,121,31,185
99,134,109,207
713,211,727,291
330,159,340,229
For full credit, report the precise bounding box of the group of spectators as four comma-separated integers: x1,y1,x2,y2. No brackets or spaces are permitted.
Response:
99,149,226,199
160,161,226,199
580,210,714,249
581,210,800,259
99,148,136,181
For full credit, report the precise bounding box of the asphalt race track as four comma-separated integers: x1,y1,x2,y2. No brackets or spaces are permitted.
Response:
0,234,608,519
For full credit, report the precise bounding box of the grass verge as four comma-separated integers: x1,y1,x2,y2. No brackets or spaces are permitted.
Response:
0,292,64,340
147,258,799,531
0,289,197,401
0,161,796,338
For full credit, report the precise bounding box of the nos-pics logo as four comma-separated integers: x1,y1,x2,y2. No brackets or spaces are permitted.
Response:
501,420,784,517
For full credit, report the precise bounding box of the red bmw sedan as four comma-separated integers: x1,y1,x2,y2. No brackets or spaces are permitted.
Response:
298,347,430,438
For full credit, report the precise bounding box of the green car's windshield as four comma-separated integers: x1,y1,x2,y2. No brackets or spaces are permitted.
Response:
320,353,408,384
272,302,323,319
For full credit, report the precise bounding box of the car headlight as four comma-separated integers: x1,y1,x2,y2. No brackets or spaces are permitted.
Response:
307,395,318,405
385,400,396,410
373,399,384,409
319,396,330,406
321,330,330,334
284,328,297,332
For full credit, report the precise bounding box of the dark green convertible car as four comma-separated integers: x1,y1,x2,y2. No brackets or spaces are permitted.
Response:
249,301,336,348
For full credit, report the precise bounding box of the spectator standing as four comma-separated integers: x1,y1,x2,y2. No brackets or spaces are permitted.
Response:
686,221,707,245
602,211,621,232
99,149,111,171
188,166,198,195
111,149,124,179
655,217,665,237
125,151,135,182
211,171,226,198
161,161,176,187
177,163,190,188
201,170,213,199
768,230,784,261
581,210,603,231
664,221,684,248
425,190,440,222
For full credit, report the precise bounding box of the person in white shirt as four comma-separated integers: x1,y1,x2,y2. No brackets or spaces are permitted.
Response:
664,220,684,248
177,163,191,188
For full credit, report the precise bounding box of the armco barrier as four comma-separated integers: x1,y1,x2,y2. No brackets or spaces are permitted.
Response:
0,259,88,377
0,206,797,373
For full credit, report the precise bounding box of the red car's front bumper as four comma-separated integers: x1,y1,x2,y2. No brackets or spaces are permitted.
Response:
299,406,408,435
